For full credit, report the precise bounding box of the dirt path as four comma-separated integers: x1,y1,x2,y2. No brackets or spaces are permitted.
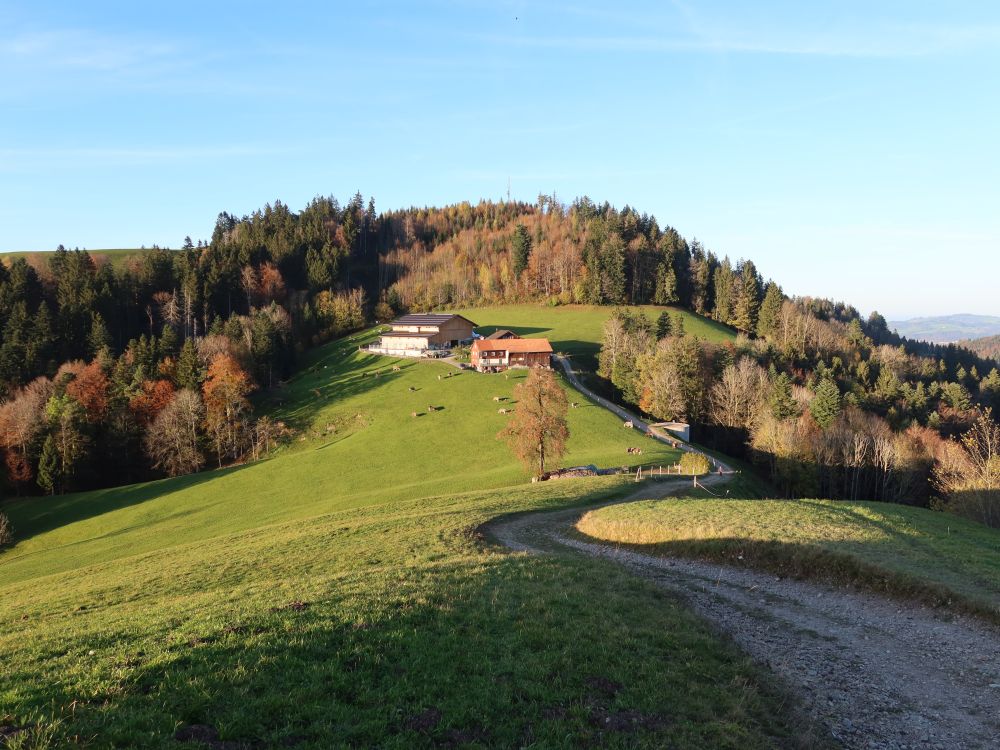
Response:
484,484,1000,749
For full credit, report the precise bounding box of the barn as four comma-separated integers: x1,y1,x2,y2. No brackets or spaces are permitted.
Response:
368,313,477,357
471,338,553,372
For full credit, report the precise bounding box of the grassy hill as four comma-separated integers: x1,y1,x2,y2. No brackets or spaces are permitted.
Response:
0,248,153,269
0,311,820,747
452,304,736,372
578,490,1000,621
3,327,681,586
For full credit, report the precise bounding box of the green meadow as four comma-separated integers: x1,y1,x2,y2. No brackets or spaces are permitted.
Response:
451,304,736,371
0,311,825,748
2,328,681,586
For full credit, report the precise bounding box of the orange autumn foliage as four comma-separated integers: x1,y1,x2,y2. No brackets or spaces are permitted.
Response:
129,379,176,426
65,360,110,421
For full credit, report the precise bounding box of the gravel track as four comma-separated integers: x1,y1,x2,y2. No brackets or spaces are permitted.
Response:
486,357,1000,749
485,478,1000,750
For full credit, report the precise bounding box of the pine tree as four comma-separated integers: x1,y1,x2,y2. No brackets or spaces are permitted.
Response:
176,339,202,390
37,433,59,495
653,262,678,305
770,372,799,419
671,313,685,338
88,313,112,358
655,311,673,340
159,324,179,360
511,223,532,277
756,281,783,339
810,378,842,429
731,261,761,333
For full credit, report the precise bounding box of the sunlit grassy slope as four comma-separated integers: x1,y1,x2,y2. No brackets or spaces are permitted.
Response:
452,304,736,371
578,494,1000,619
0,313,817,748
0,479,815,748
2,330,681,585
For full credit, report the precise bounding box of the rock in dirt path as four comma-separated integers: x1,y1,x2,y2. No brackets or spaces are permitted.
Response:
484,483,1000,750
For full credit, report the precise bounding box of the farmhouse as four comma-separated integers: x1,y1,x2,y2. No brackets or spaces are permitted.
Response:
368,313,476,357
471,337,553,372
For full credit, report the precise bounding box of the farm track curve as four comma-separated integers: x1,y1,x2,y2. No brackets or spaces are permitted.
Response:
484,356,1000,749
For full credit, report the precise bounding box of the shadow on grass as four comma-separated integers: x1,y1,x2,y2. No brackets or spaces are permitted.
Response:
1,463,255,547
6,554,821,749
476,325,550,337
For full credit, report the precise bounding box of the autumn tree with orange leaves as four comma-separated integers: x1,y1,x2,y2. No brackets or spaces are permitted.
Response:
203,353,253,466
499,368,569,477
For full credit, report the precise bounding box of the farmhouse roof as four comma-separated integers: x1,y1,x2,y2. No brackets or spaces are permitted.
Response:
485,329,520,340
390,313,478,327
472,338,553,354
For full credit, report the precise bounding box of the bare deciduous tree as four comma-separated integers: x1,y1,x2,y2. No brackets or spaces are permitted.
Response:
709,357,770,430
144,389,204,477
933,409,1000,527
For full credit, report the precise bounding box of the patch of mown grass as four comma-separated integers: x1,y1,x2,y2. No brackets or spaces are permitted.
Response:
578,495,1000,623
0,480,823,748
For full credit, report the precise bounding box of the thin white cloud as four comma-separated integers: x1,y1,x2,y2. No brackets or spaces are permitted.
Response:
471,9,1000,59
0,28,178,71
0,145,292,172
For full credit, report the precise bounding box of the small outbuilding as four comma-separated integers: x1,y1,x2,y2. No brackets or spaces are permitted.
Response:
485,329,520,340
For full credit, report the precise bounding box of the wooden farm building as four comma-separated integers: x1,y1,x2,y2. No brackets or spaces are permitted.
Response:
369,313,477,357
471,338,553,372
485,329,519,340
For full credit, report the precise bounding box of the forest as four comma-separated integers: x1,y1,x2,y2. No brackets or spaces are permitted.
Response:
1,193,997,519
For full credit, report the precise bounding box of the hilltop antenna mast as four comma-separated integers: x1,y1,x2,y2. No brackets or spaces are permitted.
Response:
507,176,511,204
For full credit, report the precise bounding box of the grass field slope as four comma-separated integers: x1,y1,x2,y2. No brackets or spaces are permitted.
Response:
0,311,819,748
578,491,1000,621
452,304,736,372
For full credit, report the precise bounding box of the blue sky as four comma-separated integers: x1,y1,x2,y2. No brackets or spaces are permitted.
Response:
1,1,998,319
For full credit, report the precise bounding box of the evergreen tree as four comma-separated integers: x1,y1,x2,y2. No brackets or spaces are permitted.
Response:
655,311,673,340
731,260,761,333
37,434,59,495
159,323,179,360
711,258,735,324
653,262,678,305
769,372,799,419
756,281,783,339
176,339,202,390
88,313,112,358
810,378,842,429
511,223,532,277
671,313,685,338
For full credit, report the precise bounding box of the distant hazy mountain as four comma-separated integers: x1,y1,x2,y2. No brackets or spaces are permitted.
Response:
889,314,1000,344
